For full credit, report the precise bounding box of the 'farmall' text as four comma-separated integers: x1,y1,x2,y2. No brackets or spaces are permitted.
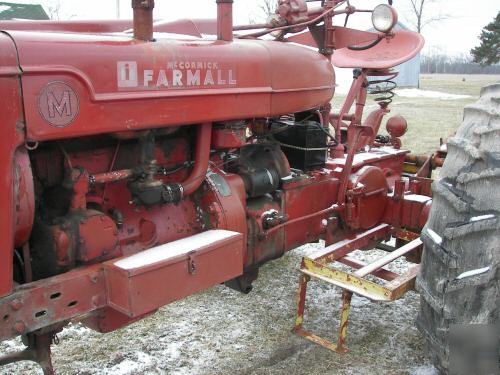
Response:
117,61,237,89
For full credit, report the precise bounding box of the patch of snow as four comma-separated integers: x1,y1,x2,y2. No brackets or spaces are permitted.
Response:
456,266,490,280
331,153,376,165
426,228,442,245
404,194,432,204
470,214,495,222
334,167,343,173
297,241,325,257
395,88,471,100
377,146,407,155
262,209,278,217
1,338,24,351
0,5,11,12
386,237,396,247
121,28,204,40
350,295,370,307
101,351,153,375
114,229,240,270
409,364,439,375
332,149,406,166
58,323,92,338
309,224,388,259
0,233,434,373
160,339,183,360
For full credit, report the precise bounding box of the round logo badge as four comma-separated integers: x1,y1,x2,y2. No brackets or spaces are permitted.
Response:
38,81,79,127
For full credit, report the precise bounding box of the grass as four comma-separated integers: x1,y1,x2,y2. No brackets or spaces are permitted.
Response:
332,74,500,155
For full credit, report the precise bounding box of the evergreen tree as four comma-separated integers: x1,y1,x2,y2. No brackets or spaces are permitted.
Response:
471,12,500,66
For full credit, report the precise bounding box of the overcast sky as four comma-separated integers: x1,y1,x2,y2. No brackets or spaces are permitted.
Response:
9,0,500,56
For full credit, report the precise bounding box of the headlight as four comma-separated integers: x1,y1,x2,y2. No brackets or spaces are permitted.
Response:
372,4,398,33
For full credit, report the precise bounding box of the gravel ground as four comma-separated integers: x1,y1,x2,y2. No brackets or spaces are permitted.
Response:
0,242,438,375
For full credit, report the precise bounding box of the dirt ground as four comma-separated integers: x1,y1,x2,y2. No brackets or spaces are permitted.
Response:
1,74,499,374
0,244,436,375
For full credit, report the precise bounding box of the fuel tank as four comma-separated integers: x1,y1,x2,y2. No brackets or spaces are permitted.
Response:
6,30,335,142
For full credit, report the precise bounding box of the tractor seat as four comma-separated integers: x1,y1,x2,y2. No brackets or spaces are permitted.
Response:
331,30,424,70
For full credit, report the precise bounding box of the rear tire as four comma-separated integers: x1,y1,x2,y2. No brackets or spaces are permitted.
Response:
416,84,500,373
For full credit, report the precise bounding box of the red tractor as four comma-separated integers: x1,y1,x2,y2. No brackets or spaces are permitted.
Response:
0,1,497,374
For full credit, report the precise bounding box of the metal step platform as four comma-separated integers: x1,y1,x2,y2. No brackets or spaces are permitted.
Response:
293,224,422,353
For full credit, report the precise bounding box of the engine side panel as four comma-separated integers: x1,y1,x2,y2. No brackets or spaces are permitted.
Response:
7,31,334,141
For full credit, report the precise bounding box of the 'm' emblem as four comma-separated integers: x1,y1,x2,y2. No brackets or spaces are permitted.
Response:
38,81,79,127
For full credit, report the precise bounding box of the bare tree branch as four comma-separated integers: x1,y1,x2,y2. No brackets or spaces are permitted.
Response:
421,14,450,28
46,2,60,20
404,0,451,34
44,0,75,20
256,0,278,22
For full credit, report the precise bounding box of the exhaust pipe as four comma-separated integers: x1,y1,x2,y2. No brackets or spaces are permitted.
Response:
132,0,155,41
216,0,233,41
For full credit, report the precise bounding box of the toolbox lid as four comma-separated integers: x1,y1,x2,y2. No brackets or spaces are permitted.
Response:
113,229,240,271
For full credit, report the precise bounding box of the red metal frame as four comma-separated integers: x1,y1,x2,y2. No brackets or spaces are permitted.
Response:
0,0,431,372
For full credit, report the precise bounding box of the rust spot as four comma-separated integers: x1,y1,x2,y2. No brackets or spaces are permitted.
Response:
14,321,25,334
10,299,22,311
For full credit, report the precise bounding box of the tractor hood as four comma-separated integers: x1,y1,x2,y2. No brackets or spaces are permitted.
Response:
4,29,335,142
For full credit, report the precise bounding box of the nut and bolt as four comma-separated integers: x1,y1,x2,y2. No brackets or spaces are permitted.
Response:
91,296,100,306
10,299,22,311
14,321,25,334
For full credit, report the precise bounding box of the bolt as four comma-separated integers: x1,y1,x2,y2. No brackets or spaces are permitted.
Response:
14,321,25,334
10,299,22,311
90,275,98,284
91,296,100,307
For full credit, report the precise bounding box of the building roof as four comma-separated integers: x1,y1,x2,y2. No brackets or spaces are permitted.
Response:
0,2,49,20
393,21,410,31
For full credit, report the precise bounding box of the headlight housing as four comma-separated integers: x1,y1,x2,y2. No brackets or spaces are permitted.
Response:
372,4,398,33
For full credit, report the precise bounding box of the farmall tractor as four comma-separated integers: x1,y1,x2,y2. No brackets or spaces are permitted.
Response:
0,1,498,374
